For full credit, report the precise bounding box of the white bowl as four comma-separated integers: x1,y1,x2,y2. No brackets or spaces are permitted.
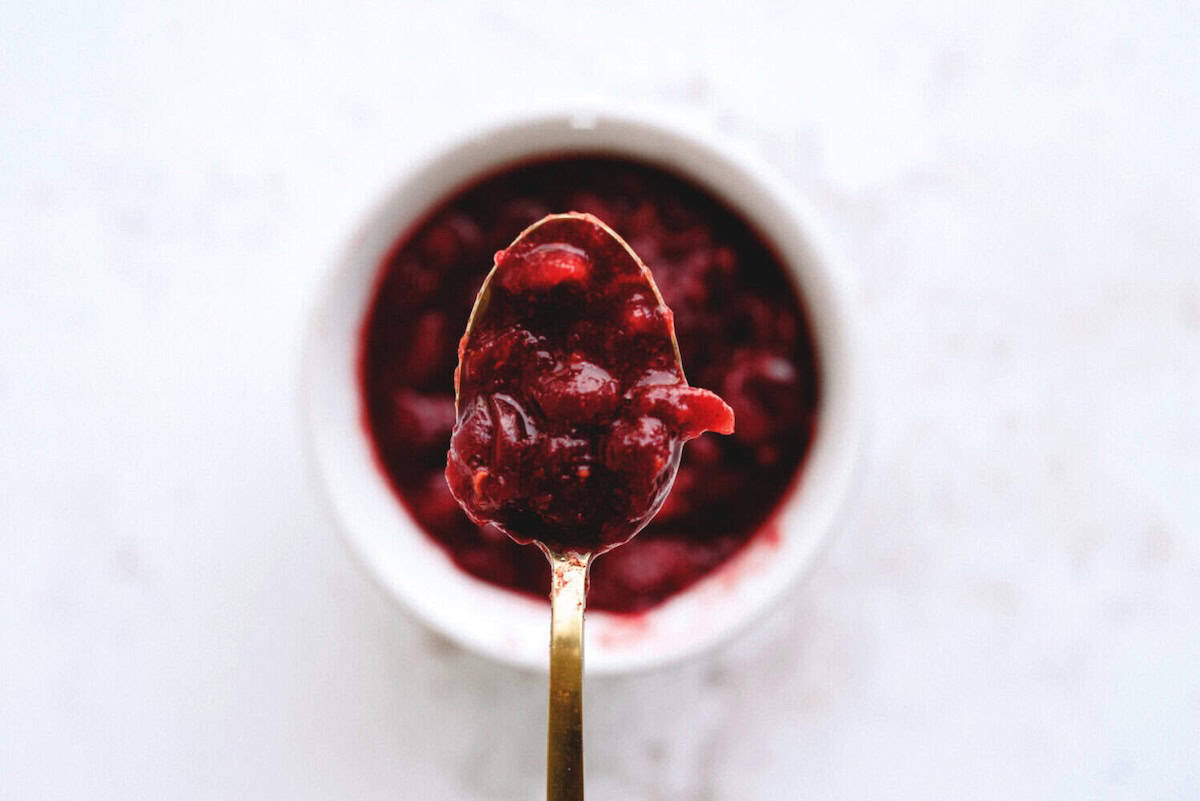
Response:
302,107,863,674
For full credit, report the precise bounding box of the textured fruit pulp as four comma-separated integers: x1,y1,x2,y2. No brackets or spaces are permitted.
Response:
446,213,734,554
360,157,820,614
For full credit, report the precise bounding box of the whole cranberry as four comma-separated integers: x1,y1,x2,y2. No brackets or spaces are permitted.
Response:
530,356,620,424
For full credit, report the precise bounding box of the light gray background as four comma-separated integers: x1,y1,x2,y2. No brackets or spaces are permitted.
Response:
3,1,1198,799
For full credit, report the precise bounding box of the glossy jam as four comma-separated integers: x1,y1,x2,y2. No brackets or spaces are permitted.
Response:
446,214,734,554
360,157,819,613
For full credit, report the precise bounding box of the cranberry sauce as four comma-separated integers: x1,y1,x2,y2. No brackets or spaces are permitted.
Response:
360,157,819,613
446,213,734,554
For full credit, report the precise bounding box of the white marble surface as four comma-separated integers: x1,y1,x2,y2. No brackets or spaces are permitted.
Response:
3,1,1199,798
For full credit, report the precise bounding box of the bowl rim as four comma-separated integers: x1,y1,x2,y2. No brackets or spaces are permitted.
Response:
301,104,865,674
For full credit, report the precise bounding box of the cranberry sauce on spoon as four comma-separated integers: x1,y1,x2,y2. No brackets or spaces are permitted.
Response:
446,213,734,554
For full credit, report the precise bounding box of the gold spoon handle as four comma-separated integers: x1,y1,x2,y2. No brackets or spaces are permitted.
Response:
545,549,592,801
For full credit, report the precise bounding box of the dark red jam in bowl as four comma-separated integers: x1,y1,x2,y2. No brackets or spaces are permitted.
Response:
446,213,735,554
360,157,819,613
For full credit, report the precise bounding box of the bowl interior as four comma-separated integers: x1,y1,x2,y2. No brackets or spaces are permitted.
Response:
303,110,861,674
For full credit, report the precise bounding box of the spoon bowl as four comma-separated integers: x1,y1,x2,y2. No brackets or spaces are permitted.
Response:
447,212,727,556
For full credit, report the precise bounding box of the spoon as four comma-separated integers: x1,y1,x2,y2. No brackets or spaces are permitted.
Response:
450,213,732,801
